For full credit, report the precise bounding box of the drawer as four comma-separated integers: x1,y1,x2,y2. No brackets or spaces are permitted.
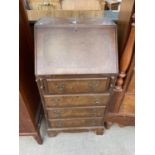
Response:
44,78,110,94
44,93,110,108
47,106,106,119
48,117,104,128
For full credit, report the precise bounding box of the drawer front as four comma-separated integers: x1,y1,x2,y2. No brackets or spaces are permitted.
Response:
44,93,110,108
48,117,104,128
44,78,109,94
47,107,105,119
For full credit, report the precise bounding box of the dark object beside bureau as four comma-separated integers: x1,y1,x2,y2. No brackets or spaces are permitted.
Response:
19,0,42,144
35,17,118,136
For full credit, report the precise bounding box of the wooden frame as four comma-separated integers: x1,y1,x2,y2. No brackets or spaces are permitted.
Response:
19,0,43,144
117,0,135,57
105,7,135,126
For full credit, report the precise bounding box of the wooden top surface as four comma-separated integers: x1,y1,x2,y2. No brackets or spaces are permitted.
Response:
35,17,118,75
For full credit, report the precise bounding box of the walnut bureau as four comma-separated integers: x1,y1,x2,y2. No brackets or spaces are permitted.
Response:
35,17,118,136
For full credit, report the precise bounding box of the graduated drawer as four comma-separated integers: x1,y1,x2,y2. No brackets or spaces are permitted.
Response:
47,106,106,119
48,117,104,128
44,93,110,108
44,77,110,94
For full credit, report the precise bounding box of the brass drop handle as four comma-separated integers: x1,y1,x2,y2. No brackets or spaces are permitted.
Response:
40,85,44,89
39,79,44,90
95,98,100,104
56,83,65,93
53,110,61,118
54,98,61,103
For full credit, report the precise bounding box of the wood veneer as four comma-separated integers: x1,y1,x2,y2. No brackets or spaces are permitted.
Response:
35,17,118,136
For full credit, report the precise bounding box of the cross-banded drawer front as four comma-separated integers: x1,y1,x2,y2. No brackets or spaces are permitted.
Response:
44,93,110,108
48,117,104,128
45,78,109,94
47,107,106,119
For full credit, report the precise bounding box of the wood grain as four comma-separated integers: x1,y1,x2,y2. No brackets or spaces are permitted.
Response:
105,11,135,126
29,0,62,10
44,93,110,108
105,113,135,126
117,0,134,57
47,126,104,136
127,70,135,94
119,94,135,114
19,0,42,144
48,117,104,128
35,18,118,75
19,93,35,133
115,24,135,91
27,9,104,21
35,19,118,135
47,106,106,119
45,78,110,94
61,0,104,10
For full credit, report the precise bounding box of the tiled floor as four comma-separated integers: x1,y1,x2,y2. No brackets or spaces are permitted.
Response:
19,120,135,155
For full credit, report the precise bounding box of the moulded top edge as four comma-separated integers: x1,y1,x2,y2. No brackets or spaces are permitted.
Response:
34,17,116,28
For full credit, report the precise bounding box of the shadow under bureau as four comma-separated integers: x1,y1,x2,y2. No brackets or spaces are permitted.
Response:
35,17,118,136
